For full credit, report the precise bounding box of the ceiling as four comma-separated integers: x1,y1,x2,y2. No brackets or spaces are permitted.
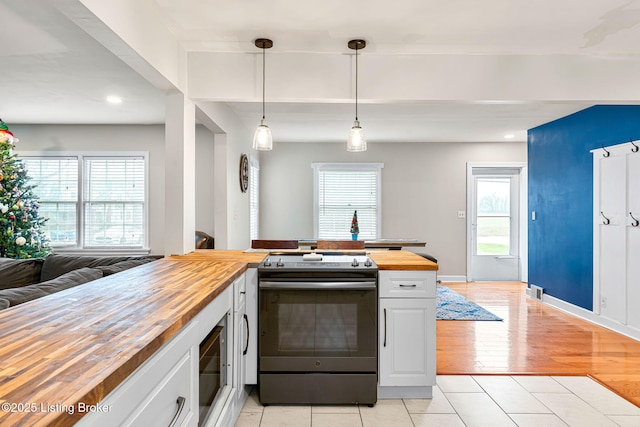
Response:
2,0,640,143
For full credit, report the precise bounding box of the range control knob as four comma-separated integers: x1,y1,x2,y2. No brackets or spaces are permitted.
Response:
264,258,272,267
276,258,285,267
351,258,360,267
364,258,373,267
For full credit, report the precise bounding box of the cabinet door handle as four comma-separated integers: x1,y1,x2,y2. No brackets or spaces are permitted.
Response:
243,314,249,355
383,308,387,348
168,396,186,427
399,284,417,288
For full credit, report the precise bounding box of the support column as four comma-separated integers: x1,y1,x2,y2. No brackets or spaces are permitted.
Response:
165,92,196,255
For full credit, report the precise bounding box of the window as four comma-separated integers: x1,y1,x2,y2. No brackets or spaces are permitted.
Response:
313,163,383,240
249,156,259,241
21,153,148,250
22,157,79,246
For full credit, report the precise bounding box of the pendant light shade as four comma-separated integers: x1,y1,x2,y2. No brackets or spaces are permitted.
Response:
253,118,272,150
347,39,367,152
253,38,273,151
347,120,366,152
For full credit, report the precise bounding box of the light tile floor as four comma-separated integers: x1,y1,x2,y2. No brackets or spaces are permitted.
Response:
235,376,640,427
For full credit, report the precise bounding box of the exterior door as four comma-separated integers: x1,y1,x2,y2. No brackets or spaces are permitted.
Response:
470,169,521,281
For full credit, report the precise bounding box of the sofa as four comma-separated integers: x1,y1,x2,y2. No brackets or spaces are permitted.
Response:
0,253,162,310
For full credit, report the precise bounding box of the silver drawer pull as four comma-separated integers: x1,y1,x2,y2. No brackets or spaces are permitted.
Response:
168,396,186,427
398,284,417,288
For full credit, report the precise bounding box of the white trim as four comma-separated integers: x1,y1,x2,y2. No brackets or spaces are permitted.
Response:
438,275,468,283
537,292,640,342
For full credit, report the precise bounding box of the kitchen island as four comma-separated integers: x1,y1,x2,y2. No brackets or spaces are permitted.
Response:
0,250,436,426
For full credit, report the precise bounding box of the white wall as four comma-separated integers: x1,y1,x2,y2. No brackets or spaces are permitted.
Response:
194,126,216,238
198,102,254,250
259,141,526,276
13,124,215,255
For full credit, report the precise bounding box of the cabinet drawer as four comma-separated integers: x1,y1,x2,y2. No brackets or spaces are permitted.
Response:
75,322,199,427
125,352,193,426
379,271,436,298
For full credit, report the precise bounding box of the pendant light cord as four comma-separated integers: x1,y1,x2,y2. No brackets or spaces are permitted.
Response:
262,45,266,120
355,45,359,121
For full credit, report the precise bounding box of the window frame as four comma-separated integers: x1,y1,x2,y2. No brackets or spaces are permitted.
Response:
312,162,383,240
18,151,150,252
249,155,260,242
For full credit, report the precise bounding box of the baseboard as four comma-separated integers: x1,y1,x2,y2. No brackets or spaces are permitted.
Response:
541,293,640,342
438,275,467,283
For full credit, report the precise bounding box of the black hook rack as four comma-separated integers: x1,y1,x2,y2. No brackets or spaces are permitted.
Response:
631,139,639,153
600,211,611,225
602,145,610,157
631,212,640,227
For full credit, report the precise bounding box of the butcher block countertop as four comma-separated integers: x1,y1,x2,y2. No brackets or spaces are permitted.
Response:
0,249,435,426
0,257,245,427
168,249,268,267
368,250,438,270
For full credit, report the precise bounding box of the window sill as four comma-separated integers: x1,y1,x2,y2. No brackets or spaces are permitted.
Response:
51,247,153,257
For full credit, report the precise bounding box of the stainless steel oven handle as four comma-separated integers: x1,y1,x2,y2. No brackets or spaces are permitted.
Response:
259,281,376,290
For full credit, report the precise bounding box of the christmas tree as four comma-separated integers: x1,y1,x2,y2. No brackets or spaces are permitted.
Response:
350,210,359,236
0,119,50,258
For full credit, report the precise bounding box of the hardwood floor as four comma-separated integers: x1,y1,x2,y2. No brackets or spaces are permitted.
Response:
436,282,640,407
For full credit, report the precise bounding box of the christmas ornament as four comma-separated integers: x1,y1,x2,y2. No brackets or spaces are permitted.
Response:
0,118,18,144
15,236,26,246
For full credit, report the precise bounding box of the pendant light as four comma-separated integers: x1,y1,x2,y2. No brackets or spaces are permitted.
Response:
253,38,274,151
347,39,367,152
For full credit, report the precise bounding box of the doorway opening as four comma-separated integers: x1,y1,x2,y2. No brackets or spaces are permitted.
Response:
466,163,527,282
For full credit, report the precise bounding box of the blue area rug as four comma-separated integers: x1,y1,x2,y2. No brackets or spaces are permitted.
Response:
437,285,503,321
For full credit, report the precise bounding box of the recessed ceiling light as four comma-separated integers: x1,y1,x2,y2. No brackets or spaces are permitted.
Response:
504,134,515,139
106,96,123,104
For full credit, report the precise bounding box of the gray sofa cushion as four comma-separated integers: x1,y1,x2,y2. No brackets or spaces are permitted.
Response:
0,298,9,310
96,257,158,276
0,258,45,289
41,254,131,282
0,267,103,307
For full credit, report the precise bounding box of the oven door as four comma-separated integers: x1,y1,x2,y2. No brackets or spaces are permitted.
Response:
259,280,377,373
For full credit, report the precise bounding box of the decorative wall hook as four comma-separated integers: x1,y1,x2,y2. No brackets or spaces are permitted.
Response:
630,212,640,227
602,145,610,157
600,211,611,225
631,139,639,153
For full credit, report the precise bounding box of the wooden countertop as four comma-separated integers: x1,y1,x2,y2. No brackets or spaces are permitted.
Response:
0,258,245,427
0,249,434,426
169,249,268,266
368,250,438,270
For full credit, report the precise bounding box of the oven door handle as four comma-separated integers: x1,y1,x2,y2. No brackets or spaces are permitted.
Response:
259,281,376,290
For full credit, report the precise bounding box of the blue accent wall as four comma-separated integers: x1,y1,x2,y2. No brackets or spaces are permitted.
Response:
528,105,640,310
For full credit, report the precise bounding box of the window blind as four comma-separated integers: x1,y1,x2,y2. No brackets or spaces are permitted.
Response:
83,157,145,247
22,158,79,246
314,164,382,240
249,159,259,241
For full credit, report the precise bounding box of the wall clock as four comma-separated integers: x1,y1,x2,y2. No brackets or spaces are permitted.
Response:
239,154,249,193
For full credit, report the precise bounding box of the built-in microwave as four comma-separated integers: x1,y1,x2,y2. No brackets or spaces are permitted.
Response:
198,314,228,426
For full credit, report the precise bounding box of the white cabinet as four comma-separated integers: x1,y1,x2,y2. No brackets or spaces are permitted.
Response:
76,278,250,427
233,274,249,410
74,314,202,427
243,268,258,385
593,142,640,334
378,270,436,399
